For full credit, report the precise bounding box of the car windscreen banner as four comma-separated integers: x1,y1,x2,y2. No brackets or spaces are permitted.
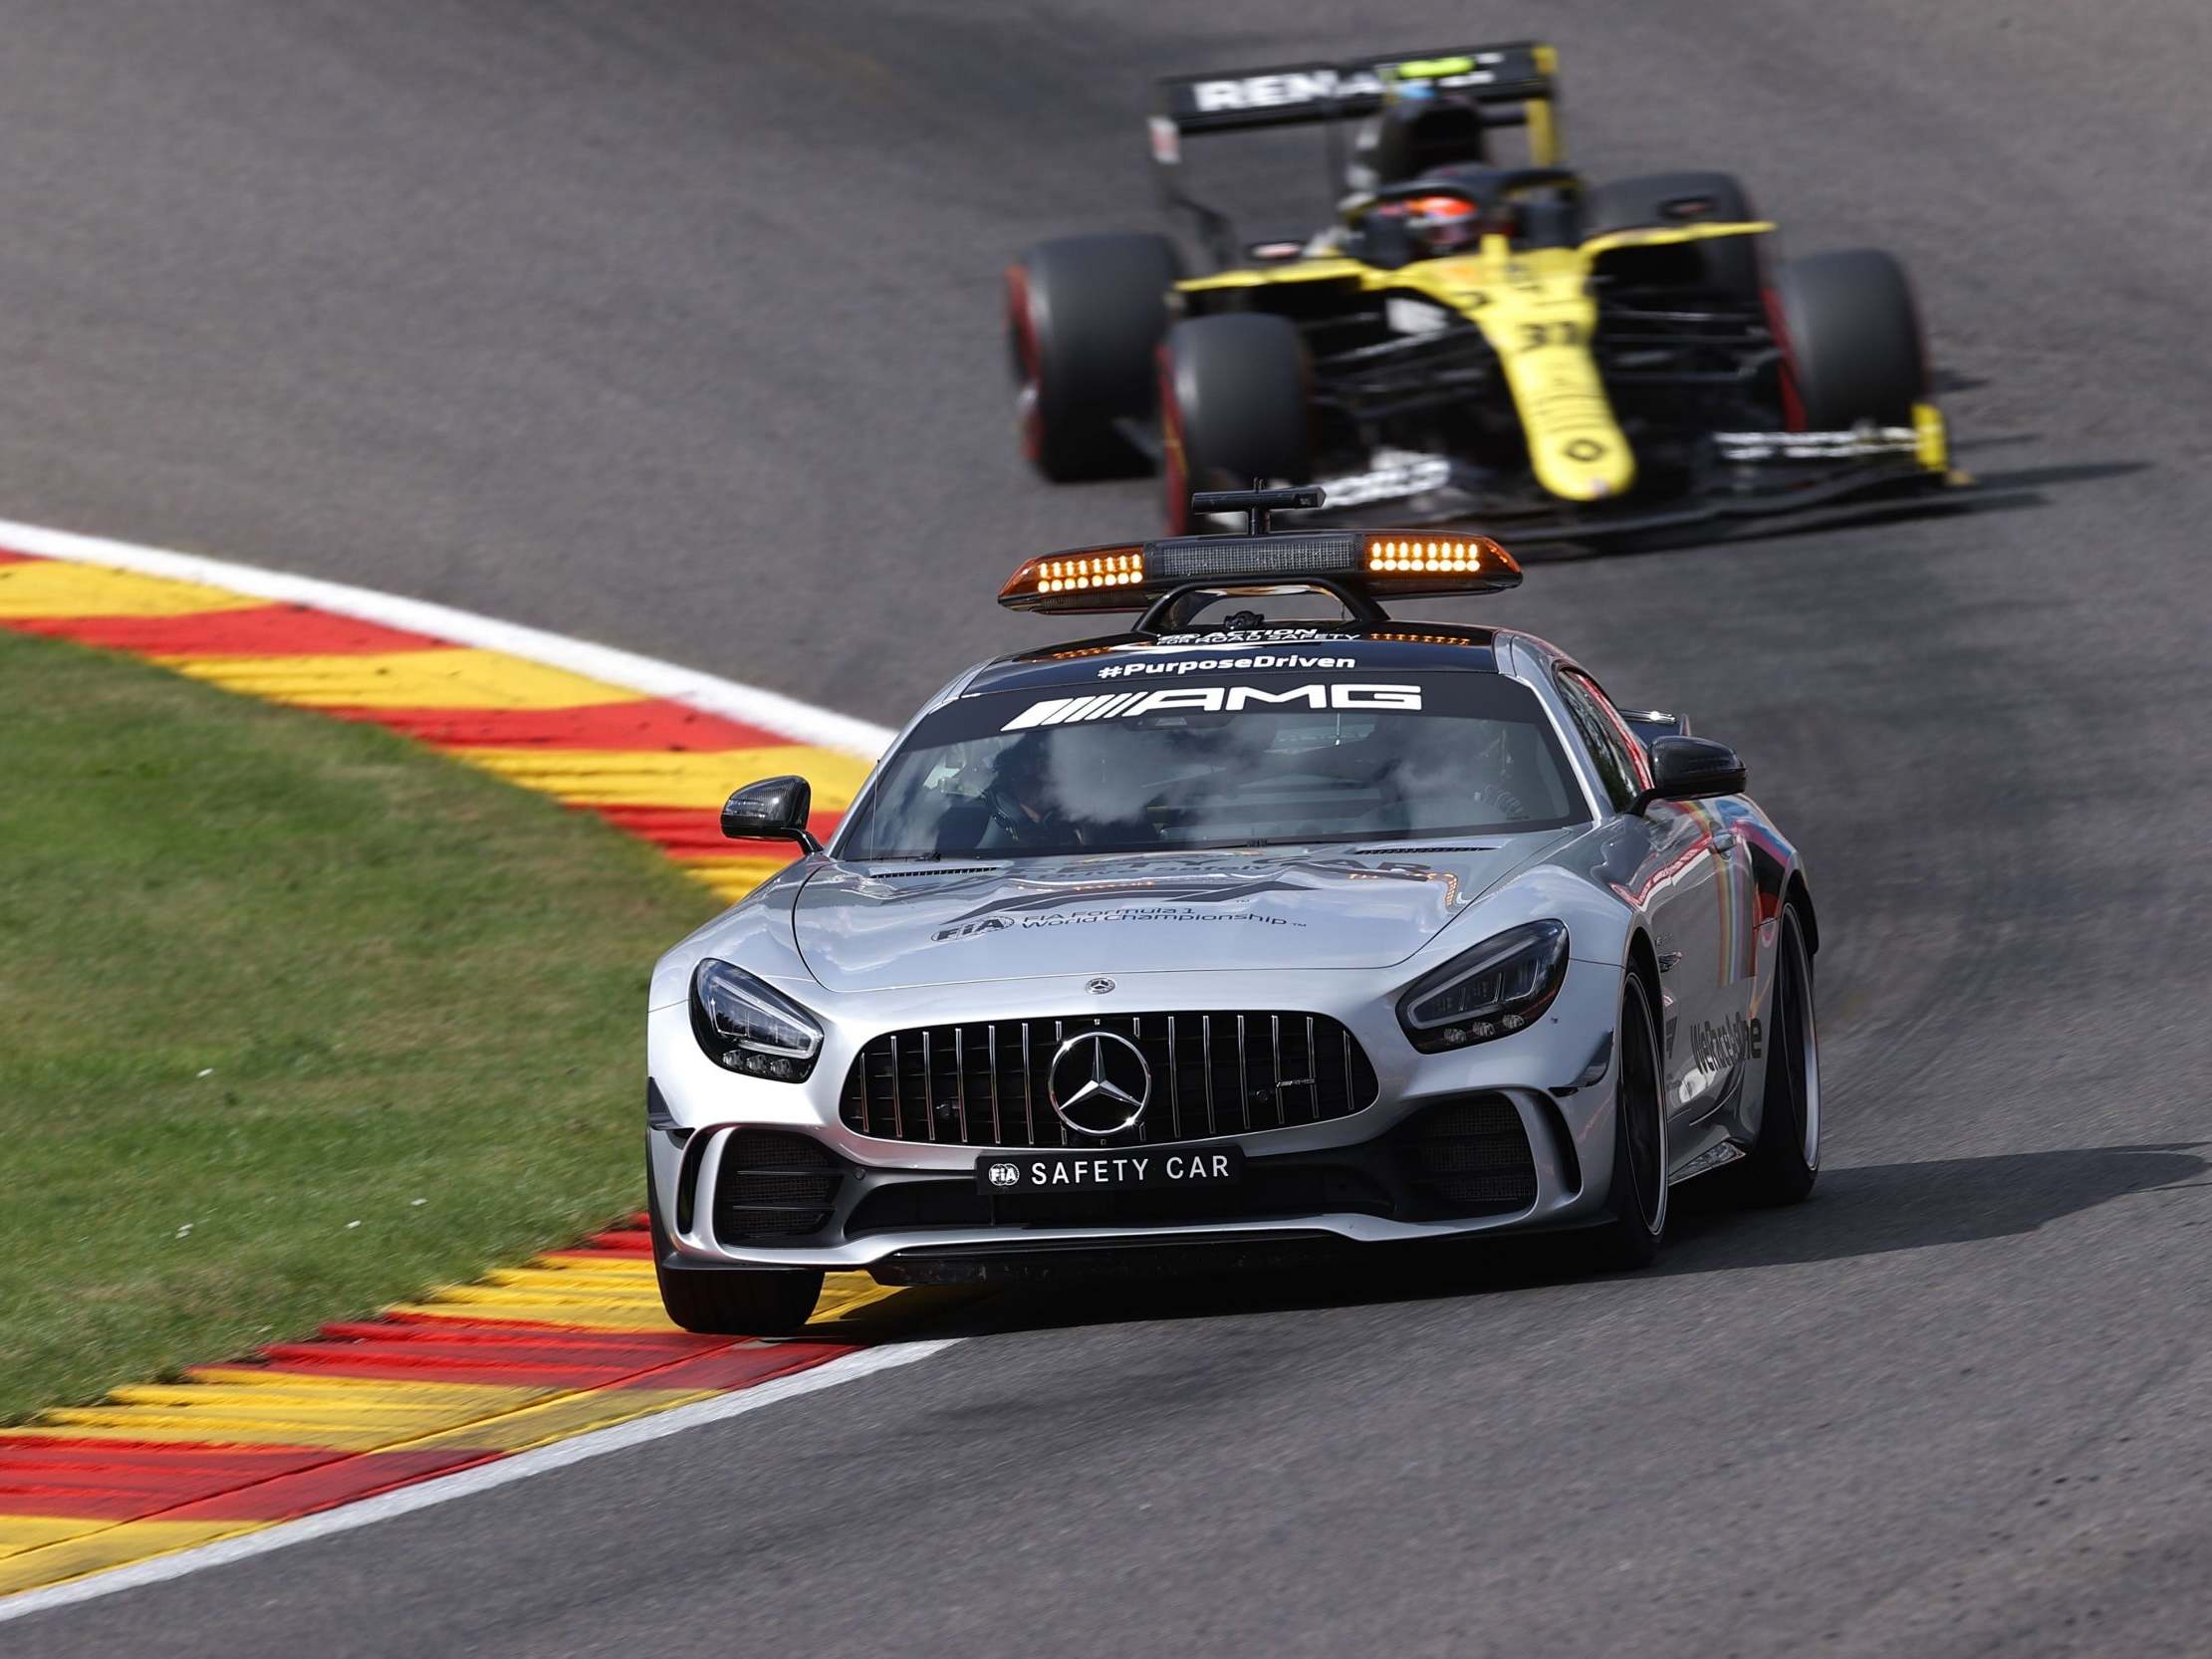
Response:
837,668,1589,860
955,666,1522,738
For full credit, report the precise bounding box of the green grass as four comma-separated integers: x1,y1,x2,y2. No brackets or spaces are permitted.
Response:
0,627,718,1422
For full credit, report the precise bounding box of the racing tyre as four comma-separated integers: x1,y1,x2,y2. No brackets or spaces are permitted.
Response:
1582,170,1761,301
1006,233,1182,481
648,1159,823,1335
1594,968,1669,1269
1770,249,1928,428
1159,313,1312,533
1722,901,1821,1205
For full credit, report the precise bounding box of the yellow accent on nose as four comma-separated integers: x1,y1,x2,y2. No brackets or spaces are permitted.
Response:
1497,344,1637,502
1446,245,1636,504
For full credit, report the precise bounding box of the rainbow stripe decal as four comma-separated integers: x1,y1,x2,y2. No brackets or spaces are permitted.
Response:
0,548,908,1597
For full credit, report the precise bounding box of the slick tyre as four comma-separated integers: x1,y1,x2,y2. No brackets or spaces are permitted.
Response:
1582,170,1762,301
1159,313,1313,532
1723,901,1821,1206
1771,248,1928,427
1595,970,1669,1270
1006,233,1182,481
648,1158,823,1335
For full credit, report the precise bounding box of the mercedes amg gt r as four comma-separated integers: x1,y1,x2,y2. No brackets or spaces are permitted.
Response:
645,488,1823,1331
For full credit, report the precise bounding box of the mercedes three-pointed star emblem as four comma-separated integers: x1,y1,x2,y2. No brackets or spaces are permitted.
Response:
1047,1030,1151,1138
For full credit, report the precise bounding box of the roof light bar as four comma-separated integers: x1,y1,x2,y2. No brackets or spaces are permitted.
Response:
1000,485,1521,617
999,530,1521,615
999,544,1148,608
1360,533,1516,582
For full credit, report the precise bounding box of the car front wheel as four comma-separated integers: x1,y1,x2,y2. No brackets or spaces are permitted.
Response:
1593,969,1669,1269
1723,900,1821,1205
648,1159,824,1335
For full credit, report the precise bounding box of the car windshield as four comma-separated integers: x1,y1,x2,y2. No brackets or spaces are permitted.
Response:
836,670,1589,860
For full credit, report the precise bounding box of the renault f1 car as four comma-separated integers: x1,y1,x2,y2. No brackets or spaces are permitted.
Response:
1006,42,1963,540
645,487,1823,1331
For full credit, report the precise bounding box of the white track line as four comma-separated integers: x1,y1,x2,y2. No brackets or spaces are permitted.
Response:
0,515,930,1620
0,1340,958,1624
0,515,897,755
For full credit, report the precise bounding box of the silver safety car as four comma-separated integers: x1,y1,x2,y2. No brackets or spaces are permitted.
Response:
644,487,1821,1331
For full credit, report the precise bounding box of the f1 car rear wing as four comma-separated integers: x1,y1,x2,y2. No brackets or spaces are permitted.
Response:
1152,42,1558,153
1149,43,1561,265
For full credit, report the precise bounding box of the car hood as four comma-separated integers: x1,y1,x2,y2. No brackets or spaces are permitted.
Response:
792,839,1569,993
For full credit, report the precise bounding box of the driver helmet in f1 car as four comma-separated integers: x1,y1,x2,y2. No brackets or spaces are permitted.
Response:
1381,190,1483,256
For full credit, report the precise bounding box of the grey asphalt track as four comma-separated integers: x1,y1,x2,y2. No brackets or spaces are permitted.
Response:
10,3,2212,1655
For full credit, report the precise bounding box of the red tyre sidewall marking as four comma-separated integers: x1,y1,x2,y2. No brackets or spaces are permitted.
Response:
1157,345,1188,535
1005,264,1044,463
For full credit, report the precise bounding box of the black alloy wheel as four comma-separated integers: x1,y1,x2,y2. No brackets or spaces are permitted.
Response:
1595,969,1669,1269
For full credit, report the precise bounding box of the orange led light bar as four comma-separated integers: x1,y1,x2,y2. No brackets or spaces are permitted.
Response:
999,544,1146,607
999,527,1523,615
1359,532,1519,579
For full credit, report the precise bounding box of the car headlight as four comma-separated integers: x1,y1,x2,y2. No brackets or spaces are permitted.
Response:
1397,920,1570,1053
689,960,823,1081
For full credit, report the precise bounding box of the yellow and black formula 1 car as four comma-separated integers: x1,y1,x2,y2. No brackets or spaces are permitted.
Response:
1006,42,1966,542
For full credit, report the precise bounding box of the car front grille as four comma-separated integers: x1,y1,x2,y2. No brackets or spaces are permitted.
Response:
839,1012,1379,1148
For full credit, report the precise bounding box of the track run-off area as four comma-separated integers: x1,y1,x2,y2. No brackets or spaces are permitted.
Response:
4,2,2210,1655
0,526,934,1615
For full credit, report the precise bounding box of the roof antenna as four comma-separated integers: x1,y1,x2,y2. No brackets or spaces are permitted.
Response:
1186,482,1329,537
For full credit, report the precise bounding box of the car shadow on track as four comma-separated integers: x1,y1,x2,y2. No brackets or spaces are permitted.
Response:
892,1141,2205,1340
1513,457,2148,565
1656,1139,2206,1273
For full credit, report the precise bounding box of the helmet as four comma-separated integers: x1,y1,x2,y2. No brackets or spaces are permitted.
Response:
1397,192,1481,256
1363,189,1483,260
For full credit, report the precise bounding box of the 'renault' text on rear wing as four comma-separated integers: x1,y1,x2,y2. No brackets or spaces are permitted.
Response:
1150,42,1560,157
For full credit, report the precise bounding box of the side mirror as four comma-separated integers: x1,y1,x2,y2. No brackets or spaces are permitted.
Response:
720,776,821,853
1634,736,1746,813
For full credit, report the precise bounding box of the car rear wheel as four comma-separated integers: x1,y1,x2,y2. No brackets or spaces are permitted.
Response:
1159,312,1313,532
648,1158,823,1335
1723,902,1821,1205
1006,233,1182,481
1593,969,1669,1269
1770,248,1928,428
